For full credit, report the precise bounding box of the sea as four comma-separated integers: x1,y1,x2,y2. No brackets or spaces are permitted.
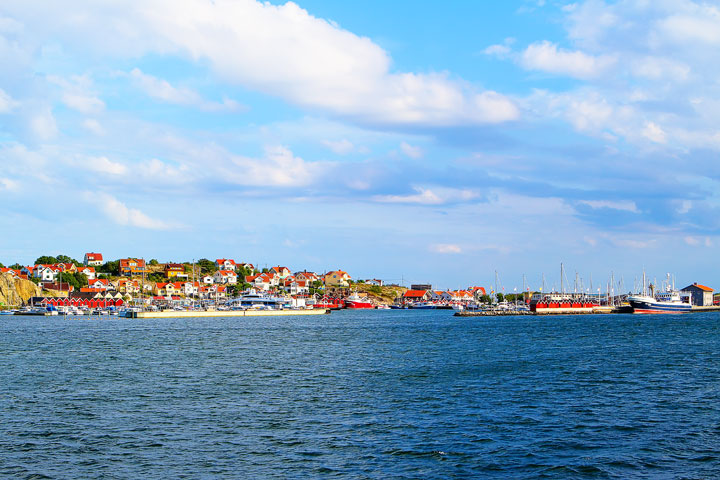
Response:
1,310,719,479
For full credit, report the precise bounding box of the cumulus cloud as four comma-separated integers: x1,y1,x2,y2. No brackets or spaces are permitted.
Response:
400,141,423,159
48,74,105,114
128,68,243,112
322,139,354,155
430,244,462,254
94,193,177,230
3,0,518,127
579,200,640,213
0,88,18,113
374,186,479,205
85,156,128,175
521,41,615,79
229,145,323,187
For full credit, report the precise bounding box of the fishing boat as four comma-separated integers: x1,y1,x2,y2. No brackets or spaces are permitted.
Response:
345,292,374,309
628,273,691,314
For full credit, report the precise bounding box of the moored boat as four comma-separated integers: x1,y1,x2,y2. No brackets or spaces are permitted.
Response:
345,292,374,309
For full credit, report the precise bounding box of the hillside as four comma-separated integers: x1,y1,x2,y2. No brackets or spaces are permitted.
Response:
353,283,407,305
0,273,41,307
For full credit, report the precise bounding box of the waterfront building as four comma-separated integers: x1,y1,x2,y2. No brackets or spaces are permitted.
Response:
681,283,714,306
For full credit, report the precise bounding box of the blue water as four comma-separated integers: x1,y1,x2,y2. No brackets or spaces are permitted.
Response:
1,311,720,479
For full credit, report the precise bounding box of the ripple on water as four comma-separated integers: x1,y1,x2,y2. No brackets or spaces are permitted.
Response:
1,312,719,478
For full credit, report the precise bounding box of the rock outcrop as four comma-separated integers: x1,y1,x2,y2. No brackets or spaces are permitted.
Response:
0,273,41,306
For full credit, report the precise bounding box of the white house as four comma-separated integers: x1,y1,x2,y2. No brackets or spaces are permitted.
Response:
84,252,103,266
215,259,236,271
213,270,238,285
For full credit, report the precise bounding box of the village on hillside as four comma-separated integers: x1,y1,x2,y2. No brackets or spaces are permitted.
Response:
0,252,490,312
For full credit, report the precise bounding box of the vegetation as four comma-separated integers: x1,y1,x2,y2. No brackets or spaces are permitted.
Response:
56,272,89,290
98,260,120,275
149,259,159,266
196,258,217,274
9,263,23,270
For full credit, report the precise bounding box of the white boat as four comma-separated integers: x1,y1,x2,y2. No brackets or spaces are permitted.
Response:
628,273,692,314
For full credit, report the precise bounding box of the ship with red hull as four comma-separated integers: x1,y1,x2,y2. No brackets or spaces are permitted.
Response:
344,292,374,309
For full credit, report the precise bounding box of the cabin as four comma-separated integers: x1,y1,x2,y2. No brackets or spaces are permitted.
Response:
681,283,714,306
84,252,103,266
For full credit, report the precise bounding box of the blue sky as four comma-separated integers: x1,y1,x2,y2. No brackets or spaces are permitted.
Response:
1,0,719,292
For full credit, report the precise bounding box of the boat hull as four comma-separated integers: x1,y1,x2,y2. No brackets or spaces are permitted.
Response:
345,301,374,309
629,299,691,314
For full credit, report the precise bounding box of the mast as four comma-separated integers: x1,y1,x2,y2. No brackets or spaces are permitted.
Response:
560,263,564,296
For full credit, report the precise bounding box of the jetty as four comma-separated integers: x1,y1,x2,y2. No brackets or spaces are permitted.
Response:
125,308,330,318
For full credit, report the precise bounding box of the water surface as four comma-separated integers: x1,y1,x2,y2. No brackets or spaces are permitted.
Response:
2,311,719,478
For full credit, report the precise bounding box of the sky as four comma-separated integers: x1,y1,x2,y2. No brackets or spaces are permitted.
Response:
1,0,719,292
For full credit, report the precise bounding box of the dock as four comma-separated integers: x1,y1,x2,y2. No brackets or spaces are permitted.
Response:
125,308,331,318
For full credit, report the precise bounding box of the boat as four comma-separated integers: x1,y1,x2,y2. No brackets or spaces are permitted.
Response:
344,292,374,309
627,272,692,314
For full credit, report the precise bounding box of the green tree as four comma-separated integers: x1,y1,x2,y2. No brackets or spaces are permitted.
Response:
0,262,5,268
57,272,80,289
479,294,492,304
56,254,81,266
197,258,217,274
9,263,23,270
35,255,58,265
98,260,120,275
149,259,159,266
496,293,505,303
73,272,88,287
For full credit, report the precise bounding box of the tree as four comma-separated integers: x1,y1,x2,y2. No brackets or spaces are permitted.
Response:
35,255,58,265
479,294,492,304
496,293,505,303
56,254,81,266
9,263,23,270
98,260,120,275
149,259,159,266
57,272,80,289
197,258,217,274
73,272,88,287
0,262,4,269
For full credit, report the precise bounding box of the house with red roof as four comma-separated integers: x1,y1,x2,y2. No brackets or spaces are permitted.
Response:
215,259,237,271
681,283,714,306
88,278,110,291
270,266,292,279
84,252,103,266
402,289,429,305
119,258,146,276
213,270,238,285
78,266,96,280
324,270,351,287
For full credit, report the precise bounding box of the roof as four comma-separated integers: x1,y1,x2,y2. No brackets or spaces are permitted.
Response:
684,283,713,292
85,253,103,260
403,289,428,298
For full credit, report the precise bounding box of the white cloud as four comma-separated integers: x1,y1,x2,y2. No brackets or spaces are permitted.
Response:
3,1,518,127
128,68,243,112
230,145,323,187
82,118,105,135
0,177,19,191
483,44,511,58
400,141,423,159
48,74,105,114
374,186,479,205
580,200,640,213
430,244,462,254
0,88,18,113
85,156,127,175
642,122,666,144
28,107,58,141
94,193,176,230
521,41,615,79
322,139,354,155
